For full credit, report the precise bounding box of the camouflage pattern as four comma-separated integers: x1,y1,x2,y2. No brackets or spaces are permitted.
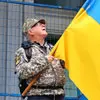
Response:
22,18,45,33
15,42,66,96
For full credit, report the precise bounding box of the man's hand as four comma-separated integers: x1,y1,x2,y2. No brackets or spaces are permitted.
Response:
46,55,54,62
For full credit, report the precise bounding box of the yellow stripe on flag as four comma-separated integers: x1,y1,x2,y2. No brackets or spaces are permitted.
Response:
50,7,100,100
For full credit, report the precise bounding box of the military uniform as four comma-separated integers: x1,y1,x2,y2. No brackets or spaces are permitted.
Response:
15,41,66,97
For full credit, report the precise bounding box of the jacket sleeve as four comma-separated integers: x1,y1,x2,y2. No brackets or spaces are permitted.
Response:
15,47,49,79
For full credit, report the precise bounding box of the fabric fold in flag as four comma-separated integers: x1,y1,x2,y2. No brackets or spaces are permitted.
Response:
50,0,100,100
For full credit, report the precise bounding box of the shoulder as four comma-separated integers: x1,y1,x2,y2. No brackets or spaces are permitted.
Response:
46,42,54,50
15,47,28,63
15,47,25,56
48,43,53,47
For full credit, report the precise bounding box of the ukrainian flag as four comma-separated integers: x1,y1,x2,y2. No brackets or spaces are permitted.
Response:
50,0,100,99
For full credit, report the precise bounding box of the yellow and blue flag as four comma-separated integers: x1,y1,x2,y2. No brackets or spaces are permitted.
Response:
50,0,100,99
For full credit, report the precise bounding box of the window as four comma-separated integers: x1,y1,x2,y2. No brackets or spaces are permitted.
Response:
34,0,57,5
46,34,61,45
34,0,86,9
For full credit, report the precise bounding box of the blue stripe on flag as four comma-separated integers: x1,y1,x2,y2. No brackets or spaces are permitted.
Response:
82,0,100,23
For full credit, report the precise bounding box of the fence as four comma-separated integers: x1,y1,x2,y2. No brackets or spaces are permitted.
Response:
0,0,82,100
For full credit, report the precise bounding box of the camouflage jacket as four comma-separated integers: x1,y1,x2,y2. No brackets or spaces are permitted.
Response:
15,42,66,96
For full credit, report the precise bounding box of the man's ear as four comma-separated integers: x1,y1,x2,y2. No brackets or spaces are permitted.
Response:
28,29,34,35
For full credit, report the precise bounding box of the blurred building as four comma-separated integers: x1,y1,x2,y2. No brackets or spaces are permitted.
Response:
0,0,85,100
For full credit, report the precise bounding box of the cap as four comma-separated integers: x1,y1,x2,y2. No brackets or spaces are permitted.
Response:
22,18,46,33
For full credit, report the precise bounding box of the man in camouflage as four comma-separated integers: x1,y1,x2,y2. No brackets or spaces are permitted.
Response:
15,18,66,100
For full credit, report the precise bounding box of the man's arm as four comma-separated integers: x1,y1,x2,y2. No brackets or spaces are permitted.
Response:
15,47,49,79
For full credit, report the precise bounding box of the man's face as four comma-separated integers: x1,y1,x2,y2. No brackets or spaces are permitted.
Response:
29,22,48,39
